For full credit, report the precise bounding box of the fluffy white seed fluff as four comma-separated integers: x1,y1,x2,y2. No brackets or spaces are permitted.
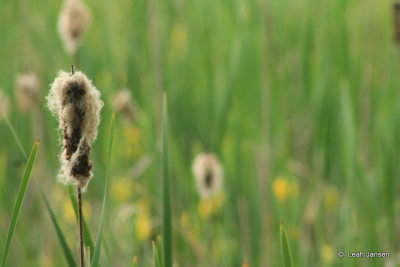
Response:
58,0,92,54
192,153,224,199
15,73,40,113
0,90,10,121
47,70,103,190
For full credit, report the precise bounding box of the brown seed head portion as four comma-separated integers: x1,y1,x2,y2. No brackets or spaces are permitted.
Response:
48,70,103,190
58,0,92,54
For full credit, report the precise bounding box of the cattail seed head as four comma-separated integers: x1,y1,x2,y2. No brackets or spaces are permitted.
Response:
111,89,137,123
394,1,400,44
15,73,40,113
192,153,224,199
47,70,103,190
0,90,10,121
58,0,92,54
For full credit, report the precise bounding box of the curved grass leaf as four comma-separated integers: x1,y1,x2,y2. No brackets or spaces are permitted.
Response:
280,222,293,267
4,117,76,267
92,113,115,267
1,140,39,266
156,235,164,267
39,186,77,267
162,94,172,267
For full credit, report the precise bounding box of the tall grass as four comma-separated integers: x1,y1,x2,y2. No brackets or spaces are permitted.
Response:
0,0,399,266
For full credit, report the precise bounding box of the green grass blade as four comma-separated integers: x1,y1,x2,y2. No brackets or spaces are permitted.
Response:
152,241,161,267
92,113,115,267
156,236,164,267
39,186,77,267
3,116,28,159
280,222,293,267
67,185,95,258
1,139,39,266
162,94,173,267
4,118,76,267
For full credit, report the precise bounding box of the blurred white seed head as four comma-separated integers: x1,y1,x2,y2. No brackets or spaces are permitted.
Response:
58,0,92,54
111,89,137,123
0,90,10,121
47,70,103,190
15,73,40,113
192,153,224,199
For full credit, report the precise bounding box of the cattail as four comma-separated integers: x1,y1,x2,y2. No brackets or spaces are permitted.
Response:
47,68,103,190
394,1,400,44
15,73,40,113
192,153,224,198
58,0,92,55
0,90,10,121
111,89,137,123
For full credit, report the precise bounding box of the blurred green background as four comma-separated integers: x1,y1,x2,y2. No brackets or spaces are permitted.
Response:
1,0,400,266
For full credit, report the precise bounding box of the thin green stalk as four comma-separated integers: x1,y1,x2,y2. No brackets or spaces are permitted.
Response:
162,94,172,267
67,185,95,257
78,187,84,267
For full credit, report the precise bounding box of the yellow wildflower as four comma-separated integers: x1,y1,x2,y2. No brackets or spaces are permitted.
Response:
111,178,132,202
288,225,299,241
180,212,190,229
198,198,213,219
40,253,54,267
83,201,91,220
122,125,142,157
212,191,227,213
136,198,151,213
324,186,339,212
135,213,152,241
321,244,334,264
63,197,91,223
63,198,75,223
273,176,290,202
198,192,226,219
124,125,140,143
170,24,188,55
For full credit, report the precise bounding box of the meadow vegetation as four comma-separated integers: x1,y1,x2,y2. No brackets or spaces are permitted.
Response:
0,0,399,266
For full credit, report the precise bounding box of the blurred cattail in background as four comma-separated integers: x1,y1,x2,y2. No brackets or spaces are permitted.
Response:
15,73,40,113
0,90,10,121
393,1,400,44
192,153,224,199
58,0,92,55
47,68,103,190
111,89,137,123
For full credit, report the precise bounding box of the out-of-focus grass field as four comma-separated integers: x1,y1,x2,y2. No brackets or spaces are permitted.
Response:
1,0,400,266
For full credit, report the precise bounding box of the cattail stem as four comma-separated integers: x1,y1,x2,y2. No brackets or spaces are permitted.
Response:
77,187,84,267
